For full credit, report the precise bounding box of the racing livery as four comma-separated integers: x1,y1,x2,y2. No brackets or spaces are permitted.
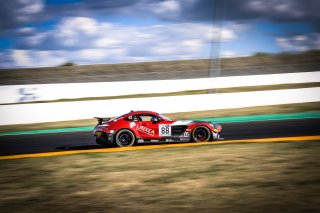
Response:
93,110,222,147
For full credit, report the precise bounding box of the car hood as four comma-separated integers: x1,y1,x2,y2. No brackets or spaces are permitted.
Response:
171,120,213,125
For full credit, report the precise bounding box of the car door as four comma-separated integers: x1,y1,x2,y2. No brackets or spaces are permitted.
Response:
135,114,157,139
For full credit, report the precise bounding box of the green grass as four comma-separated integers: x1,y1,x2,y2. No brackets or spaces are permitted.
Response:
0,141,319,212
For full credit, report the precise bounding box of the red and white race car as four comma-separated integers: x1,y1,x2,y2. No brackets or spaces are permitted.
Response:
93,110,222,147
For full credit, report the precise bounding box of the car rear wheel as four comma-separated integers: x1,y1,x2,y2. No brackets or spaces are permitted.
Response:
192,126,211,142
115,129,135,147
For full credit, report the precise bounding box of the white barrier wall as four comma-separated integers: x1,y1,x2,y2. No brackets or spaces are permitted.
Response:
1,71,319,104
0,87,319,125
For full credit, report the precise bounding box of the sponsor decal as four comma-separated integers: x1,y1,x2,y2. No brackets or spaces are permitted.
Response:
136,125,155,136
178,136,190,141
159,124,171,136
138,139,144,143
183,132,190,137
166,139,175,142
19,87,38,102
129,122,136,128
150,139,159,142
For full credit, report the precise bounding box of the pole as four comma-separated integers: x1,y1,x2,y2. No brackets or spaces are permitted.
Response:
209,0,225,79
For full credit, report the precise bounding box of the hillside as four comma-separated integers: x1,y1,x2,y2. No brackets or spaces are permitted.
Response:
0,50,319,85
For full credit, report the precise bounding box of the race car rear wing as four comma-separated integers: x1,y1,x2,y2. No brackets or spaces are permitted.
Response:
94,117,111,125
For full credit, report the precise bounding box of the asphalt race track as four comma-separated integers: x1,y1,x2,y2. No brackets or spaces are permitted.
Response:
0,118,319,156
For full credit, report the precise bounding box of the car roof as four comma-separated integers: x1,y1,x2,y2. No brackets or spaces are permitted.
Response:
130,110,158,115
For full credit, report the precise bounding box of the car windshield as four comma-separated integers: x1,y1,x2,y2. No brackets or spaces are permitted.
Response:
159,114,172,121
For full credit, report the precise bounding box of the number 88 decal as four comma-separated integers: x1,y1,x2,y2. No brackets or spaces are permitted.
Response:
159,124,171,136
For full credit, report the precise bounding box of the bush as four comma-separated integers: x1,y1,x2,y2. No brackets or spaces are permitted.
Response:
59,61,76,66
253,52,271,56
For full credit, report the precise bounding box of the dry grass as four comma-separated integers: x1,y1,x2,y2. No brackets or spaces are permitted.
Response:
1,50,320,85
0,141,319,212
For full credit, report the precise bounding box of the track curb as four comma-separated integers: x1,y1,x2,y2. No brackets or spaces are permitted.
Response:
1,135,319,160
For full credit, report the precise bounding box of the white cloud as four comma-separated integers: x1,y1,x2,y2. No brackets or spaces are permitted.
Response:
25,33,47,45
76,49,109,61
57,17,99,35
152,0,180,15
11,50,32,66
221,51,237,58
18,0,43,14
16,0,44,21
1,17,238,68
294,35,306,41
2,48,130,68
75,48,127,61
17,27,35,34
181,39,202,51
150,39,203,56
217,28,236,41
248,0,265,11
94,38,120,48
9,49,65,67
276,33,320,52
35,51,66,66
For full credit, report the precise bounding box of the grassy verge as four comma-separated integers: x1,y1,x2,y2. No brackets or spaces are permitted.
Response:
3,82,320,105
0,141,319,212
0,102,319,133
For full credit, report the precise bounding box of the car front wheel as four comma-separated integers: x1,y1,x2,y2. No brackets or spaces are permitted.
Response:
115,129,135,147
192,126,211,142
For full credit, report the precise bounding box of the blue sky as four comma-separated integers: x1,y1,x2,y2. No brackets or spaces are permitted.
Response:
0,0,319,68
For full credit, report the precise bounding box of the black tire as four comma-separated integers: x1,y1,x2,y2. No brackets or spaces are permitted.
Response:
192,126,211,142
115,129,136,147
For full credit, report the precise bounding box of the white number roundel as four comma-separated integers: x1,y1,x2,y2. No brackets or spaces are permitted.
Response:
159,124,171,136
